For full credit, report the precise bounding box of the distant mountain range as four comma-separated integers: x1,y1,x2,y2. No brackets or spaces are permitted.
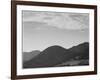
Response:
22,50,40,62
23,42,89,68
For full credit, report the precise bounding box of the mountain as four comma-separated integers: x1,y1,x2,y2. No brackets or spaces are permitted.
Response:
55,42,89,66
23,50,40,62
69,42,89,59
23,42,89,68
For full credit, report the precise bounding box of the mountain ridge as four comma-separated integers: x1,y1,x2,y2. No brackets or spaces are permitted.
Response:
23,42,89,68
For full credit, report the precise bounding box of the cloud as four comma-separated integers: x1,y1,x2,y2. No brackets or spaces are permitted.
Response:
22,11,89,30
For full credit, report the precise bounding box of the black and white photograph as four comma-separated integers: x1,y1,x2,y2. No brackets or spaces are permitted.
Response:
11,1,97,79
22,11,89,68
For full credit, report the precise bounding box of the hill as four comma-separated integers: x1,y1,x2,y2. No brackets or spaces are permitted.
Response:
23,42,89,68
23,50,40,62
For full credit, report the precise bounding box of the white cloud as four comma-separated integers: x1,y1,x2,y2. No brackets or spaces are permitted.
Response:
23,11,89,30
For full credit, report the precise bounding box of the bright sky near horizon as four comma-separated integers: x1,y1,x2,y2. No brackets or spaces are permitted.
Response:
22,10,89,52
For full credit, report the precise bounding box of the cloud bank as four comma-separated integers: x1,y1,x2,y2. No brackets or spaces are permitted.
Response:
22,11,89,30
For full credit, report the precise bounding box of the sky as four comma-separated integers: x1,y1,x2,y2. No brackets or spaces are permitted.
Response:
22,10,89,52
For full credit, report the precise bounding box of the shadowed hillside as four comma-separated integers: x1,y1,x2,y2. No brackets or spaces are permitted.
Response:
23,42,89,68
23,50,40,62
55,42,89,66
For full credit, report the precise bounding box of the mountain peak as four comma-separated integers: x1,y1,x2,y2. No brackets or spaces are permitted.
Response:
44,45,66,50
